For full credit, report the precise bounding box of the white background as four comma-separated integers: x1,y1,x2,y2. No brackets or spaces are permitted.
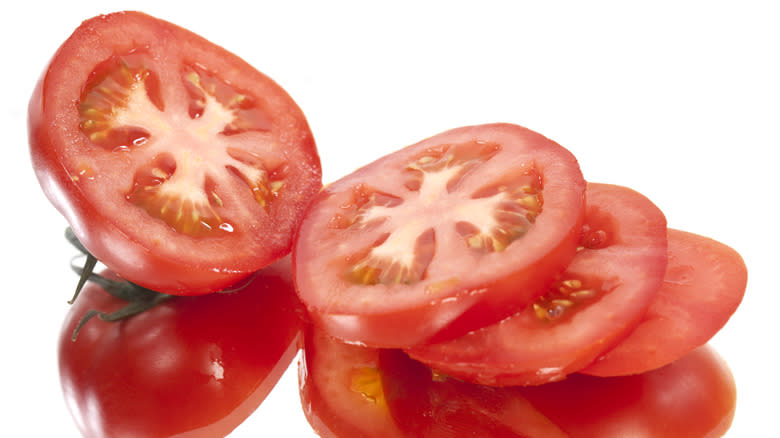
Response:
2,1,777,436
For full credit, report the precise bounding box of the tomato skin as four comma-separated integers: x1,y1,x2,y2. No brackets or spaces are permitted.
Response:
30,11,322,295
407,183,668,386
581,228,748,376
294,123,586,348
58,258,305,438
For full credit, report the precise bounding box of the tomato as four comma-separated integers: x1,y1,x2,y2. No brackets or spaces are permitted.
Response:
517,345,737,437
294,123,586,348
301,324,735,437
581,228,747,376
407,183,668,386
58,258,306,438
29,11,322,295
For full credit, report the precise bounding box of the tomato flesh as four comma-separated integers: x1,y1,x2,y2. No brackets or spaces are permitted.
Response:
59,258,305,438
407,183,668,385
29,11,322,294
582,228,748,376
294,123,586,347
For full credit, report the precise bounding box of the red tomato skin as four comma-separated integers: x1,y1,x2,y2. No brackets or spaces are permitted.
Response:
29,11,322,295
294,123,586,348
58,258,306,438
581,228,748,376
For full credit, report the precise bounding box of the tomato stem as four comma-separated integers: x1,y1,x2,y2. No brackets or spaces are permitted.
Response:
65,227,174,341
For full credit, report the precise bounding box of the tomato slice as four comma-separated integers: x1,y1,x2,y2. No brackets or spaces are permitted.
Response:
581,228,747,376
407,183,668,385
294,123,586,347
59,258,306,438
29,11,322,294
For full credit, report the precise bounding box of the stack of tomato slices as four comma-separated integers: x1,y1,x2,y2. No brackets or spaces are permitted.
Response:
30,11,747,438
293,123,747,437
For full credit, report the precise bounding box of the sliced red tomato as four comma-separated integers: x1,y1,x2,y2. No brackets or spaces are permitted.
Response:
59,258,306,438
407,183,668,385
294,123,586,347
581,228,747,376
29,11,322,294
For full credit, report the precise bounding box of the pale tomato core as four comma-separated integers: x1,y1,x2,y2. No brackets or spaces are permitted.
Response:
78,53,284,236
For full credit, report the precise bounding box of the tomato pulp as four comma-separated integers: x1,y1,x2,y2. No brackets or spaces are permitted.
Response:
29,11,322,294
294,123,586,347
58,258,306,438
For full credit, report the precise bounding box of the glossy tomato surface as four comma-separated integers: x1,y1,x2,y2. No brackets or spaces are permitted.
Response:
518,345,737,437
299,326,405,438
29,11,322,295
408,183,668,385
58,258,305,438
300,325,735,437
582,228,747,376
294,123,586,347
299,325,564,437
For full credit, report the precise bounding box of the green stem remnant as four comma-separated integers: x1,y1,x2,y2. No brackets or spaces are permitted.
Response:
65,227,174,341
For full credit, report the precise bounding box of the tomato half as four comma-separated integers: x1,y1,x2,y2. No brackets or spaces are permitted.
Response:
581,228,747,376
58,258,306,438
294,123,586,347
29,11,322,295
407,183,668,386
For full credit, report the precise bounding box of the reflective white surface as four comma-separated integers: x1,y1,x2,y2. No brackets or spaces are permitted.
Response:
3,1,777,436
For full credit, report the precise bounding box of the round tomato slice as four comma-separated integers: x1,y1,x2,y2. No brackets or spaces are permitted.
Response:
59,258,306,438
407,183,668,386
581,229,747,376
29,11,322,295
294,123,586,347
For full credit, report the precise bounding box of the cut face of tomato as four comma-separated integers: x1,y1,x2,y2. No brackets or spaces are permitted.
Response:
29,11,321,294
59,258,306,438
294,123,586,347
581,229,748,377
407,183,668,386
